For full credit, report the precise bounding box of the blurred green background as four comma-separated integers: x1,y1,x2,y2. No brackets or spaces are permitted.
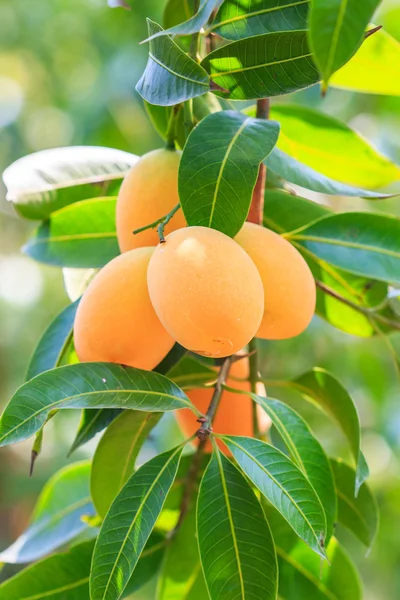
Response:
1,0,400,598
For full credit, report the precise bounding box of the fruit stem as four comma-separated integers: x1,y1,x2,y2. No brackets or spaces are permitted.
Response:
247,98,270,224
248,338,262,439
132,203,181,243
196,355,233,442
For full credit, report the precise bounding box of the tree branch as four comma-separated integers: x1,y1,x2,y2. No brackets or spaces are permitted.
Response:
196,355,233,441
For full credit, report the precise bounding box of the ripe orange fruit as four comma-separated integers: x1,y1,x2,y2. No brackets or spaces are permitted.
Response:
235,222,316,339
147,226,264,358
74,247,174,370
116,148,186,252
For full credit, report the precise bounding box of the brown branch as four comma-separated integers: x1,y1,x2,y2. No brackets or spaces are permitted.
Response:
247,99,270,224
196,355,233,441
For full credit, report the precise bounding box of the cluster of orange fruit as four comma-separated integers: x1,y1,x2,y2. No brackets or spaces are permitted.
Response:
74,148,316,441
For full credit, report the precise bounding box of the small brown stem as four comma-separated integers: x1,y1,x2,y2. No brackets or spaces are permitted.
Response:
247,99,270,225
248,338,261,439
196,355,233,441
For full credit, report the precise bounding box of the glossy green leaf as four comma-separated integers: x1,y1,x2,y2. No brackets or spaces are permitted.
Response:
90,446,183,600
157,492,207,600
264,188,330,232
289,212,400,285
211,0,309,39
0,540,95,599
2,146,136,220
246,391,337,543
91,411,162,517
163,0,196,29
144,102,187,149
69,344,187,455
309,0,381,87
202,30,319,100
23,198,119,268
273,368,368,492
26,300,79,380
179,110,280,237
197,449,278,600
144,0,222,41
0,363,195,448
269,104,400,189
265,148,391,197
136,20,210,106
69,408,122,455
221,435,327,556
330,459,379,547
0,461,93,564
278,537,362,600
123,533,167,596
330,27,400,95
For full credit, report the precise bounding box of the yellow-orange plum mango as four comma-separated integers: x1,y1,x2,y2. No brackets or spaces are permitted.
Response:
177,358,269,454
147,227,264,358
116,148,186,252
74,247,174,370
235,222,316,339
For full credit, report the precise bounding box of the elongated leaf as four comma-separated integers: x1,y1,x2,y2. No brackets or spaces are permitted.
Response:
202,30,319,100
23,198,119,269
136,20,210,106
3,146,136,220
69,344,187,455
266,148,391,198
264,189,330,232
26,300,79,381
163,0,196,28
269,104,400,189
272,368,368,492
197,449,278,600
123,533,167,596
145,0,222,41
0,363,195,448
90,446,183,600
245,391,337,543
157,491,207,600
69,408,122,455
0,462,93,564
91,411,162,517
278,537,362,600
0,540,95,599
309,0,381,87
221,435,326,556
179,110,279,237
330,459,379,548
289,212,400,285
331,27,400,96
168,354,216,389
212,0,309,39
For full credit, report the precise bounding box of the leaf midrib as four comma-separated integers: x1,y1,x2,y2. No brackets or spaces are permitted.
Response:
325,0,349,79
12,576,89,600
210,51,314,79
211,0,309,31
28,232,117,246
149,52,209,87
291,233,400,259
277,546,338,600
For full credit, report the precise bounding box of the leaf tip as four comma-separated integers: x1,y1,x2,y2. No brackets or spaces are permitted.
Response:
29,450,38,477
365,25,382,40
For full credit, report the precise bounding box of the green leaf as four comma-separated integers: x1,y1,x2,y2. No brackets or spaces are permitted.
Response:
0,540,95,599
247,392,337,543
23,198,119,269
136,20,210,106
288,212,400,285
167,354,216,389
144,102,187,149
278,537,362,600
265,149,391,198
221,435,327,556
179,110,279,237
211,0,309,39
269,104,400,189
0,363,195,448
330,27,400,96
2,146,136,220
264,188,330,232
90,446,183,600
202,30,319,100
69,408,122,455
197,449,278,600
144,0,222,41
0,461,93,564
163,0,196,29
274,368,368,492
123,533,167,596
309,0,381,87
330,459,379,548
157,492,207,600
26,300,79,380
91,411,162,518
